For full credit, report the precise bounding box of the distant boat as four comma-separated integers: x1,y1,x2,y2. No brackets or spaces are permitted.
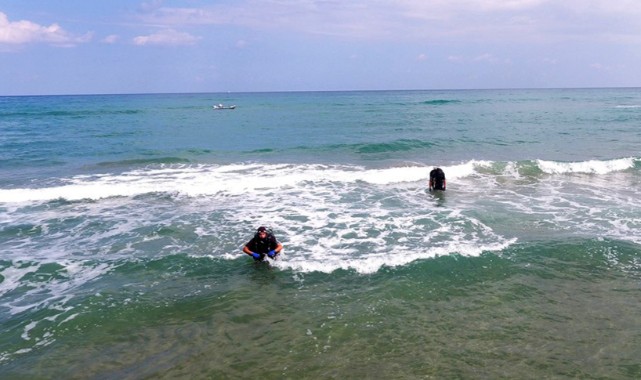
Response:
213,104,236,110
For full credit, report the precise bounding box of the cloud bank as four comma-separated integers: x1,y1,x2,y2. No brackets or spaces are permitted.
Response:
133,0,641,44
0,12,91,47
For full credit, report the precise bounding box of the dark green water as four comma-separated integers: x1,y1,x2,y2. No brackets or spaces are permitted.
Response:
3,239,640,379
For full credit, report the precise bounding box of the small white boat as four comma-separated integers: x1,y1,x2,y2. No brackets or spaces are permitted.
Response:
213,104,236,110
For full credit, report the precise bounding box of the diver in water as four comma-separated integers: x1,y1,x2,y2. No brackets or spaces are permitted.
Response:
429,167,446,191
243,226,283,261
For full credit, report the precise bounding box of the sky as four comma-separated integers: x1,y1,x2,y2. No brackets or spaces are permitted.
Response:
1,0,641,95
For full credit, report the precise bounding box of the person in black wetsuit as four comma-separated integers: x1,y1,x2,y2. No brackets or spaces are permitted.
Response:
243,226,283,261
429,167,446,191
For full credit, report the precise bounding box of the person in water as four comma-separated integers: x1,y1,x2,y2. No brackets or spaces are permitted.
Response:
429,167,446,191
243,226,283,261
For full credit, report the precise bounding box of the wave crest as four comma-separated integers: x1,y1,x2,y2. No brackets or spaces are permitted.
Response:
0,157,638,204
536,157,636,174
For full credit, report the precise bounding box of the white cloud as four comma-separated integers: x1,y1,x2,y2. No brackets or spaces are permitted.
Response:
474,0,548,11
0,12,91,46
102,35,119,44
132,29,201,46
131,1,641,44
138,0,165,14
474,53,498,63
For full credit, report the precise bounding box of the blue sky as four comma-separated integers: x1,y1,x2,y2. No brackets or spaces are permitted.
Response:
1,0,641,95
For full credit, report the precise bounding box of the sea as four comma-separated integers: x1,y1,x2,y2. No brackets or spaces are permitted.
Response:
1,88,640,379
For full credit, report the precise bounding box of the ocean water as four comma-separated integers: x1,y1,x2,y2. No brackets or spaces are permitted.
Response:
1,88,641,379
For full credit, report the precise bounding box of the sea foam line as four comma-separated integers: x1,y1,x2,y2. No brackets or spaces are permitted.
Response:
536,157,636,174
0,158,637,204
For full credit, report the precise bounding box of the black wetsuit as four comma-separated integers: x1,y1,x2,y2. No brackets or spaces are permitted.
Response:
430,168,446,191
245,234,280,260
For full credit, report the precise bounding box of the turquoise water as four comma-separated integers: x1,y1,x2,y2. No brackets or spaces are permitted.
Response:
1,89,641,378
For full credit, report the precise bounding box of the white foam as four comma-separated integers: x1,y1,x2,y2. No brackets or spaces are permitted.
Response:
270,238,515,274
536,157,635,175
0,265,35,298
0,258,114,316
0,161,499,204
2,158,639,283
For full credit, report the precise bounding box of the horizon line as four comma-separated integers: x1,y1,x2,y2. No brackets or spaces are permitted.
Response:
2,86,640,97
